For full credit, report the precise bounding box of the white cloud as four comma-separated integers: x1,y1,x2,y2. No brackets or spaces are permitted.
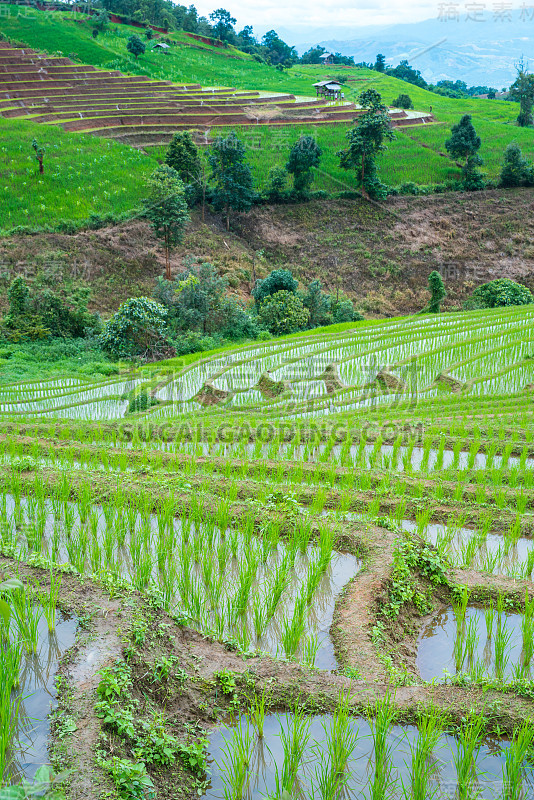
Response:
194,0,441,35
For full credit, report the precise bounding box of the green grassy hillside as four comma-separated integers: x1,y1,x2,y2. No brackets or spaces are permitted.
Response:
0,4,532,233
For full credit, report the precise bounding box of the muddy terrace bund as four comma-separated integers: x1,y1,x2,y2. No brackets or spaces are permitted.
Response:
0,306,534,796
0,42,434,146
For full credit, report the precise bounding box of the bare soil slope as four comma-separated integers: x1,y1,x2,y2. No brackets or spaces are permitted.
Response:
1,187,533,316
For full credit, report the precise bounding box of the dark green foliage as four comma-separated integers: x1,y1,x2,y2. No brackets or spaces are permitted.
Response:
99,297,170,359
500,143,534,187
165,132,201,187
2,278,99,342
464,279,533,310
445,114,481,161
286,135,322,195
154,260,258,340
387,60,427,88
392,94,413,109
7,277,29,317
172,330,219,355
209,8,236,41
338,89,395,199
165,132,205,208
143,165,189,278
509,66,534,127
332,298,363,323
427,271,446,313
302,280,361,327
445,115,484,189
208,132,255,229
263,166,289,202
252,269,298,308
260,30,298,66
374,53,386,72
92,10,109,32
257,290,310,335
127,34,146,59
303,279,331,327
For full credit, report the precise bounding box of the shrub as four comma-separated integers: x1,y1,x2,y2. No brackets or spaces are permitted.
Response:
332,298,363,323
427,271,446,313
171,330,219,355
500,143,534,187
286,135,322,194
257,290,310,335
1,278,99,342
263,166,289,202
252,269,298,308
392,94,413,109
464,279,533,309
78,361,119,376
99,297,171,360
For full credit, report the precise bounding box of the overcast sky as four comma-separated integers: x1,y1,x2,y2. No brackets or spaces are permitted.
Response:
193,0,442,37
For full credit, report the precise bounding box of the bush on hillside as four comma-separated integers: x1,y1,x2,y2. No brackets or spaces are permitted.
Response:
99,297,172,360
499,143,534,187
258,290,310,335
392,94,413,109
252,269,298,308
464,279,533,310
1,277,100,343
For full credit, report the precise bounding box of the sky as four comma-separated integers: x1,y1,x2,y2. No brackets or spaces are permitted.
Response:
192,0,448,38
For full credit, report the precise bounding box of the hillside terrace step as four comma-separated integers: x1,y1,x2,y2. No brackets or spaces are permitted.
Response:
13,99,323,123
0,63,99,73
0,86,207,104
0,68,121,81
0,95,295,115
0,78,176,96
0,91,297,112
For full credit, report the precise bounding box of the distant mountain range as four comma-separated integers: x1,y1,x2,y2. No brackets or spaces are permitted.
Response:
269,12,533,88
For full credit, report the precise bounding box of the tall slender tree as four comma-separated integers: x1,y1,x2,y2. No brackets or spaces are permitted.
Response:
337,89,394,199
143,165,190,280
509,60,534,127
208,132,255,230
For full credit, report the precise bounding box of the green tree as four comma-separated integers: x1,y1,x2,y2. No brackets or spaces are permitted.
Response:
445,114,484,189
338,89,395,199
286,135,322,195
127,35,146,60
258,290,310,335
165,131,204,209
302,279,332,327
464,279,533,310
99,297,170,359
261,30,298,66
143,165,190,280
92,10,109,37
500,143,534,187
264,165,288,202
32,138,45,174
209,8,236,41
387,60,427,88
427,271,446,313
208,132,255,230
374,53,386,72
7,276,29,317
154,260,257,340
509,62,534,127
392,94,413,109
252,268,298,308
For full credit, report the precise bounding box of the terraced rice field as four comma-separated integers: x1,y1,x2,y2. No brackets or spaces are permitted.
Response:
0,42,434,147
1,304,534,797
